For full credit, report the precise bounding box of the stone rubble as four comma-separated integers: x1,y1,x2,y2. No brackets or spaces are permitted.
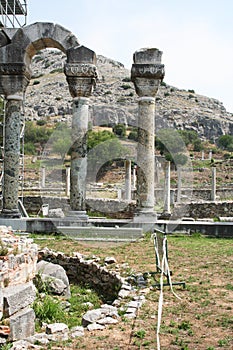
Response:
0,229,150,348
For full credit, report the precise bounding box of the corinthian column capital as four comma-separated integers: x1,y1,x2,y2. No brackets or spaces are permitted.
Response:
0,62,31,97
131,48,165,97
64,45,98,98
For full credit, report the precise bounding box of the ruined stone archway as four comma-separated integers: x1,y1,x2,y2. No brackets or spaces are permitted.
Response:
0,22,97,217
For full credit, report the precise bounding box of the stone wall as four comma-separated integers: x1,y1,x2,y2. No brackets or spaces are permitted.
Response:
38,248,123,302
173,201,233,219
0,227,38,342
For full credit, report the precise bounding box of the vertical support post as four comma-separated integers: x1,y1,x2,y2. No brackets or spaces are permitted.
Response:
125,159,132,201
209,150,212,160
211,166,216,201
131,48,165,219
1,95,23,217
201,150,205,160
132,165,137,189
70,97,89,212
65,166,70,197
0,63,30,218
177,167,182,203
163,161,171,215
41,166,46,188
65,46,98,219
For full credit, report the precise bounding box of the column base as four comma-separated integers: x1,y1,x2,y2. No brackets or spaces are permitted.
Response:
133,209,157,223
66,210,89,221
0,209,21,219
159,211,172,220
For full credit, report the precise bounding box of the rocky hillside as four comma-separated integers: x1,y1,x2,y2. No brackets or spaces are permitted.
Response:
25,49,233,140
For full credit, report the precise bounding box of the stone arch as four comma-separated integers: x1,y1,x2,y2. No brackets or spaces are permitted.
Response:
0,22,97,218
0,22,80,66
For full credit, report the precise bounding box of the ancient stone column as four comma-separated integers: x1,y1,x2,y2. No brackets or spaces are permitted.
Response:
163,161,171,215
0,64,30,218
125,159,132,201
211,166,216,201
131,48,165,218
132,165,137,189
65,46,98,218
65,166,70,197
41,166,46,188
176,166,182,203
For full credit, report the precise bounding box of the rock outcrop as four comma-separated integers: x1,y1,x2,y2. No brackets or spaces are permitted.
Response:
24,49,233,141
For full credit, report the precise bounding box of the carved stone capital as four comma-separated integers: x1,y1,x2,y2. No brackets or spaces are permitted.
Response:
0,63,31,78
64,63,98,78
131,63,165,80
0,63,31,97
66,76,96,98
131,48,165,98
64,63,98,98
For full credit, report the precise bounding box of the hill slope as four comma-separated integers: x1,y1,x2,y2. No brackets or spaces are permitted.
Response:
25,49,233,141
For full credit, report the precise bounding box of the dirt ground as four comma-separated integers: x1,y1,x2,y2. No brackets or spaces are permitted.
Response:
35,234,233,350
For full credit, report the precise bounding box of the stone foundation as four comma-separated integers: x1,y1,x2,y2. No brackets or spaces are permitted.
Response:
38,248,124,302
0,226,38,342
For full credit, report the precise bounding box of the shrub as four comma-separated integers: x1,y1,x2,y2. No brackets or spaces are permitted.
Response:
122,77,131,82
120,84,132,90
24,142,36,155
32,80,40,85
36,119,47,126
217,134,233,151
113,123,126,138
128,129,138,141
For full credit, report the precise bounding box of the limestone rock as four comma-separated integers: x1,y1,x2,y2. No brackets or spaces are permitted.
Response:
87,323,105,331
82,304,119,327
69,326,85,338
24,49,233,142
104,256,117,264
36,260,70,298
9,307,35,341
3,283,36,317
46,323,68,335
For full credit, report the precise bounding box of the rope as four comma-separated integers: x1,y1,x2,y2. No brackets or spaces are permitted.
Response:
154,233,181,350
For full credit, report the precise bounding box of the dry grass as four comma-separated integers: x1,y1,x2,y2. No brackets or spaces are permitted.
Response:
31,233,233,350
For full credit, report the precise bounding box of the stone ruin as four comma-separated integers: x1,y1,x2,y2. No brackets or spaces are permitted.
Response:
0,226,37,343
0,22,165,221
0,225,150,347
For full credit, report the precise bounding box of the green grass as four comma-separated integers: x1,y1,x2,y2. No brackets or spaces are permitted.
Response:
33,283,102,331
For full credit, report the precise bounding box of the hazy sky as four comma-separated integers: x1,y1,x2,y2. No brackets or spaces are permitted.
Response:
27,0,233,113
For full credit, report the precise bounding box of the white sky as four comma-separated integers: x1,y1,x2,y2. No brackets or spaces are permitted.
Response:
27,0,233,113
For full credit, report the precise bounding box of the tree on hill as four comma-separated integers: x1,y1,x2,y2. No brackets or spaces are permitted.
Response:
217,134,233,151
155,128,188,167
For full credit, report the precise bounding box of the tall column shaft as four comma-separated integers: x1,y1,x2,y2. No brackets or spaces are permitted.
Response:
1,96,22,217
125,159,132,201
70,97,89,211
131,48,165,218
163,161,171,214
137,97,155,210
211,167,216,201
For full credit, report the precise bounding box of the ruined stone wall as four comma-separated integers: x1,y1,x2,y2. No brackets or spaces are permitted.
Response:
0,227,38,342
38,249,123,301
174,201,233,219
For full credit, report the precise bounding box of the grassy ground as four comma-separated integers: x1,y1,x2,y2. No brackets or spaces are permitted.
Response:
30,233,232,350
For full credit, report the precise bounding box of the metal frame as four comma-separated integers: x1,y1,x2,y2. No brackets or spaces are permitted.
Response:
0,0,27,28
152,228,186,289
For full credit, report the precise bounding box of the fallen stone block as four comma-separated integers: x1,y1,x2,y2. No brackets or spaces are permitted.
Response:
69,326,85,338
36,261,70,298
9,307,35,341
87,323,105,331
3,283,36,317
46,323,68,335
